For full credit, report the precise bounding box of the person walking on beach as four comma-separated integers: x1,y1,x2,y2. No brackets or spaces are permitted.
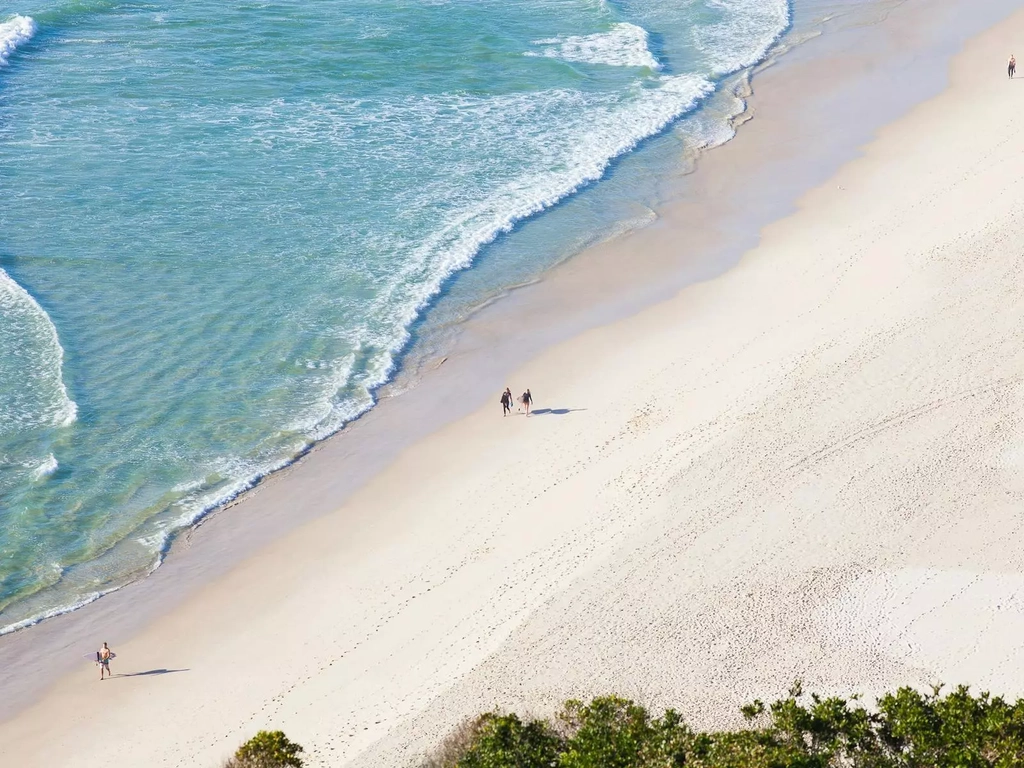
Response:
521,388,533,416
500,388,512,417
1010,54,1016,78
97,642,114,680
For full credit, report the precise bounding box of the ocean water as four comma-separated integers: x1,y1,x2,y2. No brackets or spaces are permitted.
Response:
0,0,790,633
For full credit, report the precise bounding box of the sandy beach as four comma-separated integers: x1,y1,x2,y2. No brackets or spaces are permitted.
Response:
5,1,1024,766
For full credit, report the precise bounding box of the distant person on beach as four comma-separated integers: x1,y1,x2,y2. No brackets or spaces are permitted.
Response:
97,642,113,680
521,389,533,416
500,388,512,416
1010,54,1016,78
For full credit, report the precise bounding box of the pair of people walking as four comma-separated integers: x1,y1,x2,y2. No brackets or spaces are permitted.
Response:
500,387,532,416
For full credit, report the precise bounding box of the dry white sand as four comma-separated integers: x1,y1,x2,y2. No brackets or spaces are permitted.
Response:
5,7,1024,768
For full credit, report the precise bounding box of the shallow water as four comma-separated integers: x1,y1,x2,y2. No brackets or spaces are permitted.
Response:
0,0,791,632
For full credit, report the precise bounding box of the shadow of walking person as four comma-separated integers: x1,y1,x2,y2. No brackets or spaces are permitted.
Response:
114,668,190,678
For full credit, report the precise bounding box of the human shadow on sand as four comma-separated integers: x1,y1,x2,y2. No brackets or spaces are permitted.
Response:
115,668,190,678
530,408,587,416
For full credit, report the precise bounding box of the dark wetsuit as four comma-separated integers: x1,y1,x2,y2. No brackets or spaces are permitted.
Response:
1010,60,1016,78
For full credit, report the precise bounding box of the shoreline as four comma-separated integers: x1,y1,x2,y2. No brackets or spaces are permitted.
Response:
4,0,1024,763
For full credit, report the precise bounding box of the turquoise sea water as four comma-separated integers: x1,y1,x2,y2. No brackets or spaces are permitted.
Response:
0,0,789,633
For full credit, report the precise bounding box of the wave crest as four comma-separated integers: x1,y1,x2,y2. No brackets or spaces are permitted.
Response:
0,15,35,66
0,268,78,435
31,454,58,481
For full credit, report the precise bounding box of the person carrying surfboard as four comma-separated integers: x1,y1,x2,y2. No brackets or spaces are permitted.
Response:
97,642,114,680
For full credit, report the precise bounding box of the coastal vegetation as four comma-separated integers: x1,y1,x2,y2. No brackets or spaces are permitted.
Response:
419,684,1024,767
224,730,304,768
222,685,1024,766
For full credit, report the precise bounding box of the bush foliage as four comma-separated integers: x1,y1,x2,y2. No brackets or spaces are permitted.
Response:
423,684,1024,768
225,730,305,768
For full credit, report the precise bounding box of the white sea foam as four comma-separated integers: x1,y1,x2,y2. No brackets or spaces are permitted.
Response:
693,0,790,75
673,70,751,164
171,478,206,494
0,15,35,66
31,454,58,481
285,353,361,439
528,23,661,69
138,446,310,560
0,268,78,436
0,586,117,636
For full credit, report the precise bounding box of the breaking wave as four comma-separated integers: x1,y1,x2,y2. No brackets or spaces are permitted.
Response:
0,268,78,436
0,15,35,66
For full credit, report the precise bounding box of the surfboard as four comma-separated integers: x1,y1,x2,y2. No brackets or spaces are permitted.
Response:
82,651,117,661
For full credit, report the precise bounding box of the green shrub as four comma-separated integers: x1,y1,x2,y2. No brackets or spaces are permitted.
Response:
226,730,304,768
421,685,1024,768
457,713,563,768
875,685,1024,767
558,696,660,768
